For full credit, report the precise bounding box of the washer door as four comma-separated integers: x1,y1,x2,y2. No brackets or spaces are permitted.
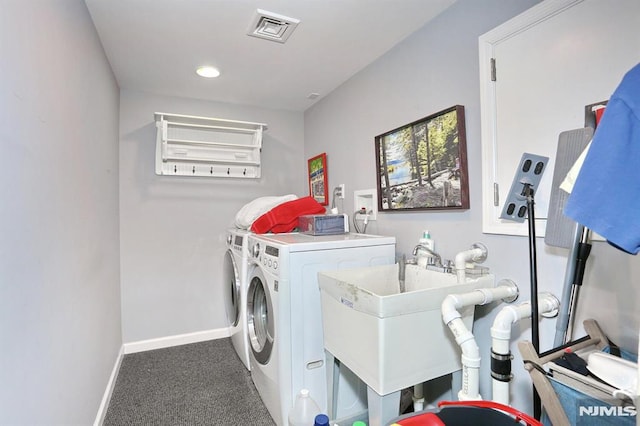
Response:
223,250,240,327
247,266,274,365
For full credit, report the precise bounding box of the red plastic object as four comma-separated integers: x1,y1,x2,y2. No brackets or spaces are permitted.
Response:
391,401,542,426
437,400,541,426
594,105,606,126
250,196,325,234
393,412,445,425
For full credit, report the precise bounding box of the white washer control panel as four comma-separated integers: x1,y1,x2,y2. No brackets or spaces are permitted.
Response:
251,241,279,274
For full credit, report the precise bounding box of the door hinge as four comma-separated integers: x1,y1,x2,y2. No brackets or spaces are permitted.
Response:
493,182,499,206
490,58,497,82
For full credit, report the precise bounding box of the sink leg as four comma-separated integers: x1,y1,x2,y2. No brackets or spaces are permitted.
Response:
450,370,462,401
366,386,400,426
325,351,339,420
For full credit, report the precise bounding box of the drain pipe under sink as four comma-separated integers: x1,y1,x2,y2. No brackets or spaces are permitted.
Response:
441,279,519,401
490,292,560,405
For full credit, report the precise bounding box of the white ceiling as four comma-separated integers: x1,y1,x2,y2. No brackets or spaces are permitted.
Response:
85,0,457,111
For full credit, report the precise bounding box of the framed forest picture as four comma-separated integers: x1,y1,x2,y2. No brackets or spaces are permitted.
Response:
375,105,469,211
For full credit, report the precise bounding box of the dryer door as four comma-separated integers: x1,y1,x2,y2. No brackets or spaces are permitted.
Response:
223,250,240,327
247,266,274,365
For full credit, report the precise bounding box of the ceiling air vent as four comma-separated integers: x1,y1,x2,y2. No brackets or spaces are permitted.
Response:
247,9,300,44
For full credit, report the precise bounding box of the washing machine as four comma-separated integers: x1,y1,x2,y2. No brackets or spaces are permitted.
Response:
223,228,252,370
246,232,396,425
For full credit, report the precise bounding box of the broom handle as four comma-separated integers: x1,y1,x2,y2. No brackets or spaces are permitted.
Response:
525,184,541,420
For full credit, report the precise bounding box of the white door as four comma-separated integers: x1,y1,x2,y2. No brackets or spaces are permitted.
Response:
480,0,640,236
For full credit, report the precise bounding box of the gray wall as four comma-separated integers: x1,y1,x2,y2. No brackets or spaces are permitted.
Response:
0,0,121,424
119,90,306,343
305,0,640,413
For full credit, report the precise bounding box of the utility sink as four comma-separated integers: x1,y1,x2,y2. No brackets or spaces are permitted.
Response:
318,263,494,396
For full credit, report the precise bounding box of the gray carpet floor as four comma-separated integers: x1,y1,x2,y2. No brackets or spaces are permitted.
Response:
103,338,276,425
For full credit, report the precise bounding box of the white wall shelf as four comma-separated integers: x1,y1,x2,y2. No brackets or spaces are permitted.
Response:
154,112,267,178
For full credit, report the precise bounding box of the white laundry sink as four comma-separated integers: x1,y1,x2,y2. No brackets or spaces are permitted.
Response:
318,263,494,396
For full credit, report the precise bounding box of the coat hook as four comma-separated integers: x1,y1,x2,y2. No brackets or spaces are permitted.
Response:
243,168,247,175
174,165,177,173
210,167,214,174
192,166,196,174
227,168,230,175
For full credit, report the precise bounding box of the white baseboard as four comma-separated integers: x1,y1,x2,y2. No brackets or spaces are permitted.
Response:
123,327,231,354
94,345,124,426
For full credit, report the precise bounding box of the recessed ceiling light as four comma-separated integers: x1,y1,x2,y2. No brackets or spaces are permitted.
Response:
196,66,220,78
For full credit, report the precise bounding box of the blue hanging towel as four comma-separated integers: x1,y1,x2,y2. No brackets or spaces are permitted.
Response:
564,63,640,254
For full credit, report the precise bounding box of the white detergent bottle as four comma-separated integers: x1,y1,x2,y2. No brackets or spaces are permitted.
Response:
289,389,321,426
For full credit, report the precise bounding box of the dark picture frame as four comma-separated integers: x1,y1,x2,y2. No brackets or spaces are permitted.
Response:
308,153,329,206
375,105,469,211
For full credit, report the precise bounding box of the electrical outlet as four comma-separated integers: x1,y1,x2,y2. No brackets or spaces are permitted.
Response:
339,184,345,199
354,189,377,220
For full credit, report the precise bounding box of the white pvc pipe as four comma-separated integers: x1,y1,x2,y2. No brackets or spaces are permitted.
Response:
442,285,517,326
490,293,560,405
449,317,482,400
454,243,488,283
441,282,519,401
412,383,424,411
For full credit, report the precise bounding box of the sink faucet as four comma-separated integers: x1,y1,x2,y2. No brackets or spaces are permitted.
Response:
412,244,443,267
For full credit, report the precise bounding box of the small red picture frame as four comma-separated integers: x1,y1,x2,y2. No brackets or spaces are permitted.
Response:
308,153,328,206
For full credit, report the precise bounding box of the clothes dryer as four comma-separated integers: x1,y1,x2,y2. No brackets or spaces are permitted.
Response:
246,232,396,425
223,228,252,370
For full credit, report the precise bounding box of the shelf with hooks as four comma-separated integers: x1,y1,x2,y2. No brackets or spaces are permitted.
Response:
154,112,267,178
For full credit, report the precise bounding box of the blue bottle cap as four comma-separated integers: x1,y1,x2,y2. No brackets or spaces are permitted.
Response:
314,413,330,426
